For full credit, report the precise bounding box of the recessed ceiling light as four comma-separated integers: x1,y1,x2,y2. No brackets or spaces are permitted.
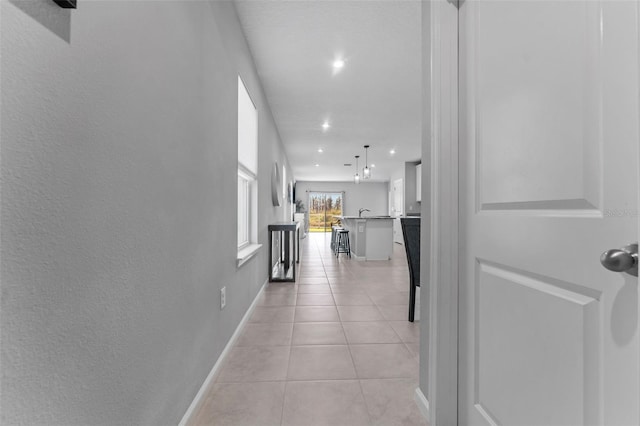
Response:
390,149,396,155
332,59,345,69
318,148,324,153
322,121,330,131
315,163,320,167
371,164,376,168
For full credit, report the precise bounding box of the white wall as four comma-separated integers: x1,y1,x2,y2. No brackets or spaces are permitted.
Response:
1,1,293,424
294,181,389,217
405,161,422,215
389,161,422,216
419,0,431,407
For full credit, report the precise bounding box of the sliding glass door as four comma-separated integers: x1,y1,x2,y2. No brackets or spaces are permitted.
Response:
308,192,343,232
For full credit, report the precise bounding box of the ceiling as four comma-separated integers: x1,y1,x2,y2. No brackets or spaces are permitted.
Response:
234,0,423,182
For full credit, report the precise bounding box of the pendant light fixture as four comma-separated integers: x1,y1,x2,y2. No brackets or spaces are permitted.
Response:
363,145,371,179
354,155,361,184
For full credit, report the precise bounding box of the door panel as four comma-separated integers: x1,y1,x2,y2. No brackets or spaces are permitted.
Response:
459,1,639,425
475,261,600,426
475,2,602,211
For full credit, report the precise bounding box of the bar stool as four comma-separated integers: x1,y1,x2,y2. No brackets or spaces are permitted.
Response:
335,229,351,258
331,225,343,253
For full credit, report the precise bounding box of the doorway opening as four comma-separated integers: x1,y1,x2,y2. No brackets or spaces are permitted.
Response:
308,192,343,232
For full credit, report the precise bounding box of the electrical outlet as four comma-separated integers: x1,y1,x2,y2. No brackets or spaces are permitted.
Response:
220,287,226,310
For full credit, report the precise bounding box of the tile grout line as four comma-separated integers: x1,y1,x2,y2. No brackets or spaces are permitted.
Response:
294,233,418,423
325,232,376,423
283,231,328,426
192,233,421,424
315,230,376,424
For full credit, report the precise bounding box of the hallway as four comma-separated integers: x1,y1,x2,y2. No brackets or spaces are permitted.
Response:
191,232,427,425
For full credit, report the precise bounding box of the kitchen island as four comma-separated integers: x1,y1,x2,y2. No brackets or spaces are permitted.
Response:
338,216,394,260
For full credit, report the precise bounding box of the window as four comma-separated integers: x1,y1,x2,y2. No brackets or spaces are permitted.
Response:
237,76,260,265
237,167,252,249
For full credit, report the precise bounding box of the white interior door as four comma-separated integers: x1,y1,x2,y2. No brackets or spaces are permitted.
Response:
393,178,404,244
459,1,640,425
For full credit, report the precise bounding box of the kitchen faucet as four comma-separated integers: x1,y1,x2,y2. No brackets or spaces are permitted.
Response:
358,208,370,217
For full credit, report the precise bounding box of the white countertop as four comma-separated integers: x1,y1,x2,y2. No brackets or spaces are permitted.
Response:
339,216,393,220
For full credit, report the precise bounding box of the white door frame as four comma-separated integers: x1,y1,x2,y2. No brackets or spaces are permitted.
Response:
426,1,640,425
426,0,459,424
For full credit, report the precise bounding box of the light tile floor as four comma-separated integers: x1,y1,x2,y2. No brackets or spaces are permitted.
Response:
192,232,428,426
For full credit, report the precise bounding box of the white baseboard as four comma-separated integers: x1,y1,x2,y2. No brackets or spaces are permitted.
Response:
414,386,430,423
178,279,268,426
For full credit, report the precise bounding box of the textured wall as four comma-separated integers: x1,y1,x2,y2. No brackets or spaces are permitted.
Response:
1,1,291,424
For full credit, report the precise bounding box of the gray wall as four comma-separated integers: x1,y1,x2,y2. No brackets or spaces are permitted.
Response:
294,181,389,217
1,1,293,424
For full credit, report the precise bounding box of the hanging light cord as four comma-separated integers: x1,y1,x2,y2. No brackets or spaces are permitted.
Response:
363,145,371,179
